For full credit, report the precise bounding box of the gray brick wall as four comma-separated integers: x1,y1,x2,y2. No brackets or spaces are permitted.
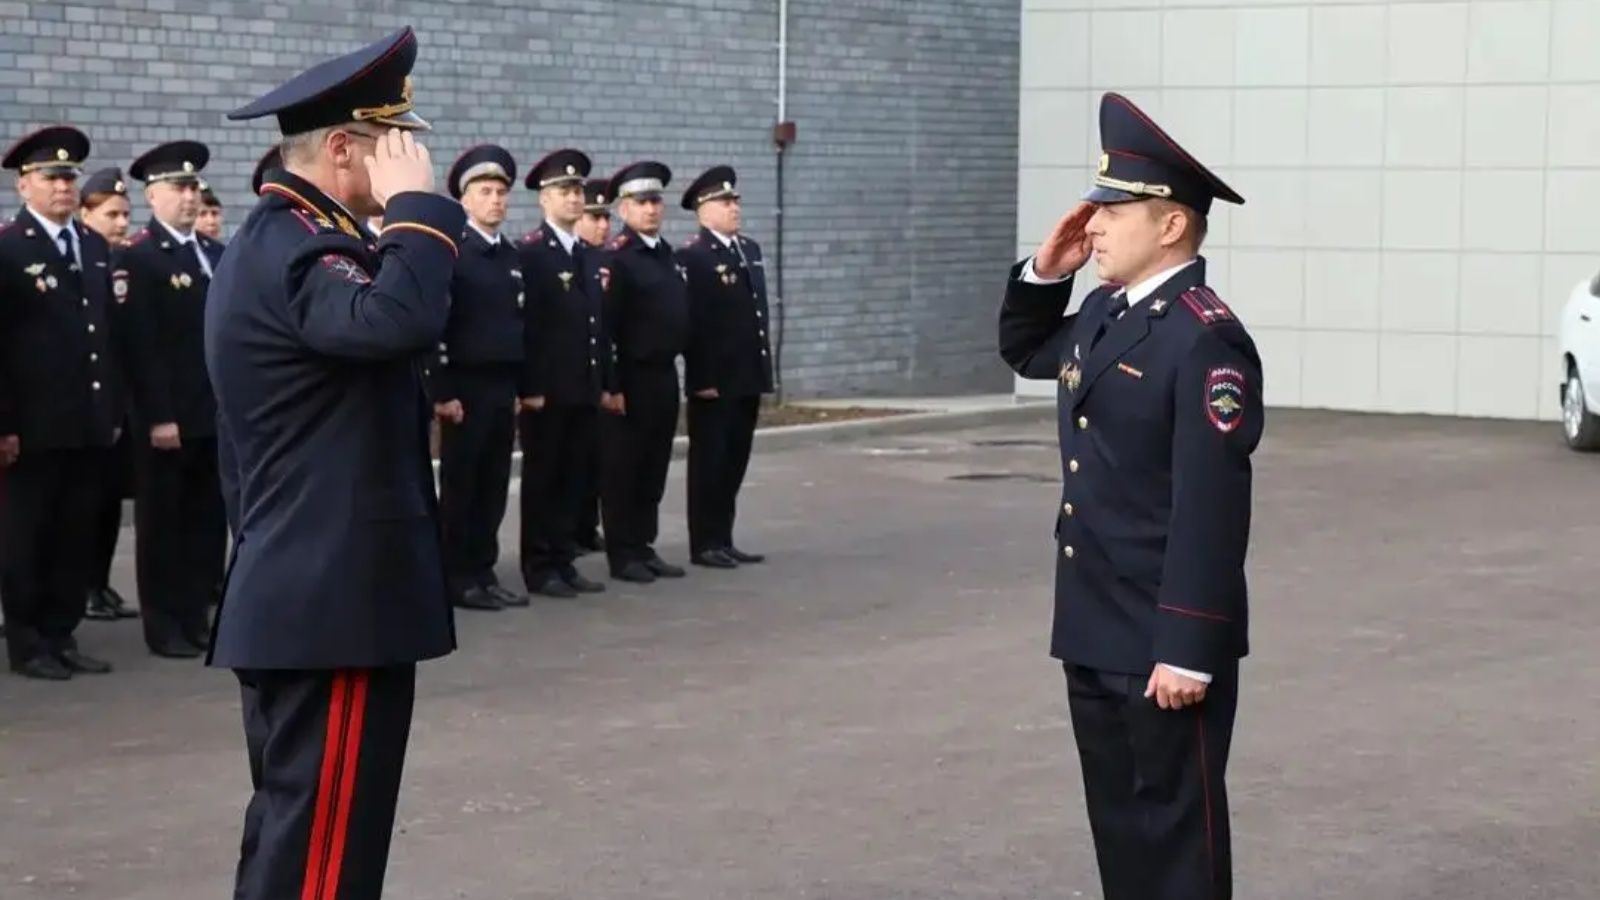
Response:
0,0,1019,399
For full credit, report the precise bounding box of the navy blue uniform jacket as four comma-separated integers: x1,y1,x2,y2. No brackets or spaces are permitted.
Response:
203,171,466,670
997,256,1263,677
678,227,774,398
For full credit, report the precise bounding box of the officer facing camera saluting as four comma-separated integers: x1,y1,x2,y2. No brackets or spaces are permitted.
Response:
999,91,1263,900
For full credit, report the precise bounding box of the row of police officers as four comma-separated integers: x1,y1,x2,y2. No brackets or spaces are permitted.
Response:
0,128,775,681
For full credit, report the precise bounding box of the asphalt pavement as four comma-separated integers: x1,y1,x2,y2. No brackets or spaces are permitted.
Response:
1,409,1597,899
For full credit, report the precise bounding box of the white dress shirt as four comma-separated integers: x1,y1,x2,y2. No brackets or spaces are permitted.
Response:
157,219,215,279
1019,254,1213,686
468,221,502,247
27,206,80,270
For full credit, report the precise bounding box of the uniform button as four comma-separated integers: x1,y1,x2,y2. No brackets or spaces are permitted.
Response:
81,298,88,307
1077,416,1088,429
759,330,767,338
1062,502,1073,516
1062,545,1075,559
761,349,768,356
1068,459,1079,473
589,316,596,324
757,311,764,319
90,352,98,362
590,337,597,345
92,381,101,391
87,324,95,333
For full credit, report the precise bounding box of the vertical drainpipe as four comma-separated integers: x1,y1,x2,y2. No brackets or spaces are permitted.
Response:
772,0,794,404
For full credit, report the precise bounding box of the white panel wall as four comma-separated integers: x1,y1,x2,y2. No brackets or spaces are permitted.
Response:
1014,0,1600,421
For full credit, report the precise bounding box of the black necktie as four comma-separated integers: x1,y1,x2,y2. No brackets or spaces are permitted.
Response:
1089,291,1129,350
57,229,75,266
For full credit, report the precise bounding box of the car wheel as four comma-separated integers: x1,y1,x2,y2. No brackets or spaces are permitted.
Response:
1562,363,1600,451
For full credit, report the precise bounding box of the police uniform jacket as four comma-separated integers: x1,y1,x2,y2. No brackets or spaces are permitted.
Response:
517,223,610,404
114,218,224,436
679,227,773,398
599,225,689,373
203,170,465,670
0,209,123,449
425,225,523,403
998,256,1262,678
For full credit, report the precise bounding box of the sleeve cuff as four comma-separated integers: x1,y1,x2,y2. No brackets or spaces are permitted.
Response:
1020,256,1073,285
379,192,468,257
1159,663,1212,684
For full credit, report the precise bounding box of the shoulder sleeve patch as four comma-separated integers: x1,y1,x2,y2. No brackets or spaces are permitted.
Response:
1204,366,1247,433
318,254,373,284
1177,286,1235,325
112,268,129,302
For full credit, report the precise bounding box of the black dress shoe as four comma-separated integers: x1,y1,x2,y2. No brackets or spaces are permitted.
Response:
691,549,738,569
531,574,579,598
56,648,113,674
105,586,141,618
559,568,606,593
85,590,121,621
485,584,530,607
12,654,72,680
643,555,685,578
454,586,503,611
725,546,765,564
611,561,657,583
149,636,203,659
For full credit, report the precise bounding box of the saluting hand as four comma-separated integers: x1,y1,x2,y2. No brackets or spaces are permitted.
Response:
363,128,434,209
1033,201,1097,279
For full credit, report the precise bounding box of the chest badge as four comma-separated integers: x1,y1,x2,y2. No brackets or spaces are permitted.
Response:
170,272,192,289
24,263,45,277
1059,361,1082,391
1073,343,1081,360
716,263,736,285
34,276,47,293
558,271,573,291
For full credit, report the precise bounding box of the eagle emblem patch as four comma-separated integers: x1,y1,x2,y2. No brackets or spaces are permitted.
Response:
1204,367,1246,433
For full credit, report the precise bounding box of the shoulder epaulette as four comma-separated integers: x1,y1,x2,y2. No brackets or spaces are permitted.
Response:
683,233,701,247
1176,286,1235,325
0,222,14,237
519,230,539,245
126,229,153,247
606,232,630,250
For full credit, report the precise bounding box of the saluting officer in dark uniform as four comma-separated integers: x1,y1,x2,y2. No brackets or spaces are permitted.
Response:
516,149,610,598
77,166,140,622
998,92,1261,900
0,126,121,680
117,140,229,659
430,145,528,611
204,27,463,900
596,161,689,583
677,166,772,569
569,176,613,554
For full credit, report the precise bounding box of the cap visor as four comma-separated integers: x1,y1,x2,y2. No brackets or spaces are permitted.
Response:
1083,185,1139,205
373,111,431,131
35,165,80,179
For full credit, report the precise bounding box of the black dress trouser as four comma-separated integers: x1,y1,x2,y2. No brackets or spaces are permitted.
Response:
0,447,103,665
231,664,417,900
90,423,133,591
437,369,516,597
599,361,679,568
135,437,227,648
518,402,596,584
1063,661,1238,900
685,393,759,555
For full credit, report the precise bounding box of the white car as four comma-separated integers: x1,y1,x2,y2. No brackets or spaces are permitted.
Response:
1559,269,1600,450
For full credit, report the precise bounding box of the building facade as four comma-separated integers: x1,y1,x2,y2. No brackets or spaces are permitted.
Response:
0,0,1021,399
1016,0,1600,422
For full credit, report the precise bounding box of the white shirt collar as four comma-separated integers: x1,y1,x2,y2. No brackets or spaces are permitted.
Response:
1119,258,1197,309
707,227,735,247
157,219,199,245
467,221,500,246
637,231,660,249
26,206,72,241
544,220,578,253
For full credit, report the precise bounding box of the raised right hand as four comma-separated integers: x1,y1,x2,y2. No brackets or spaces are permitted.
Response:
363,128,434,208
1033,201,1097,279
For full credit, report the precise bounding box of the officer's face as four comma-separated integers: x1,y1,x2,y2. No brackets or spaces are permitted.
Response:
539,183,583,228
577,211,610,245
196,203,223,241
1086,199,1182,285
621,195,663,235
148,180,201,231
698,196,740,234
18,171,79,222
81,194,132,245
462,178,508,230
